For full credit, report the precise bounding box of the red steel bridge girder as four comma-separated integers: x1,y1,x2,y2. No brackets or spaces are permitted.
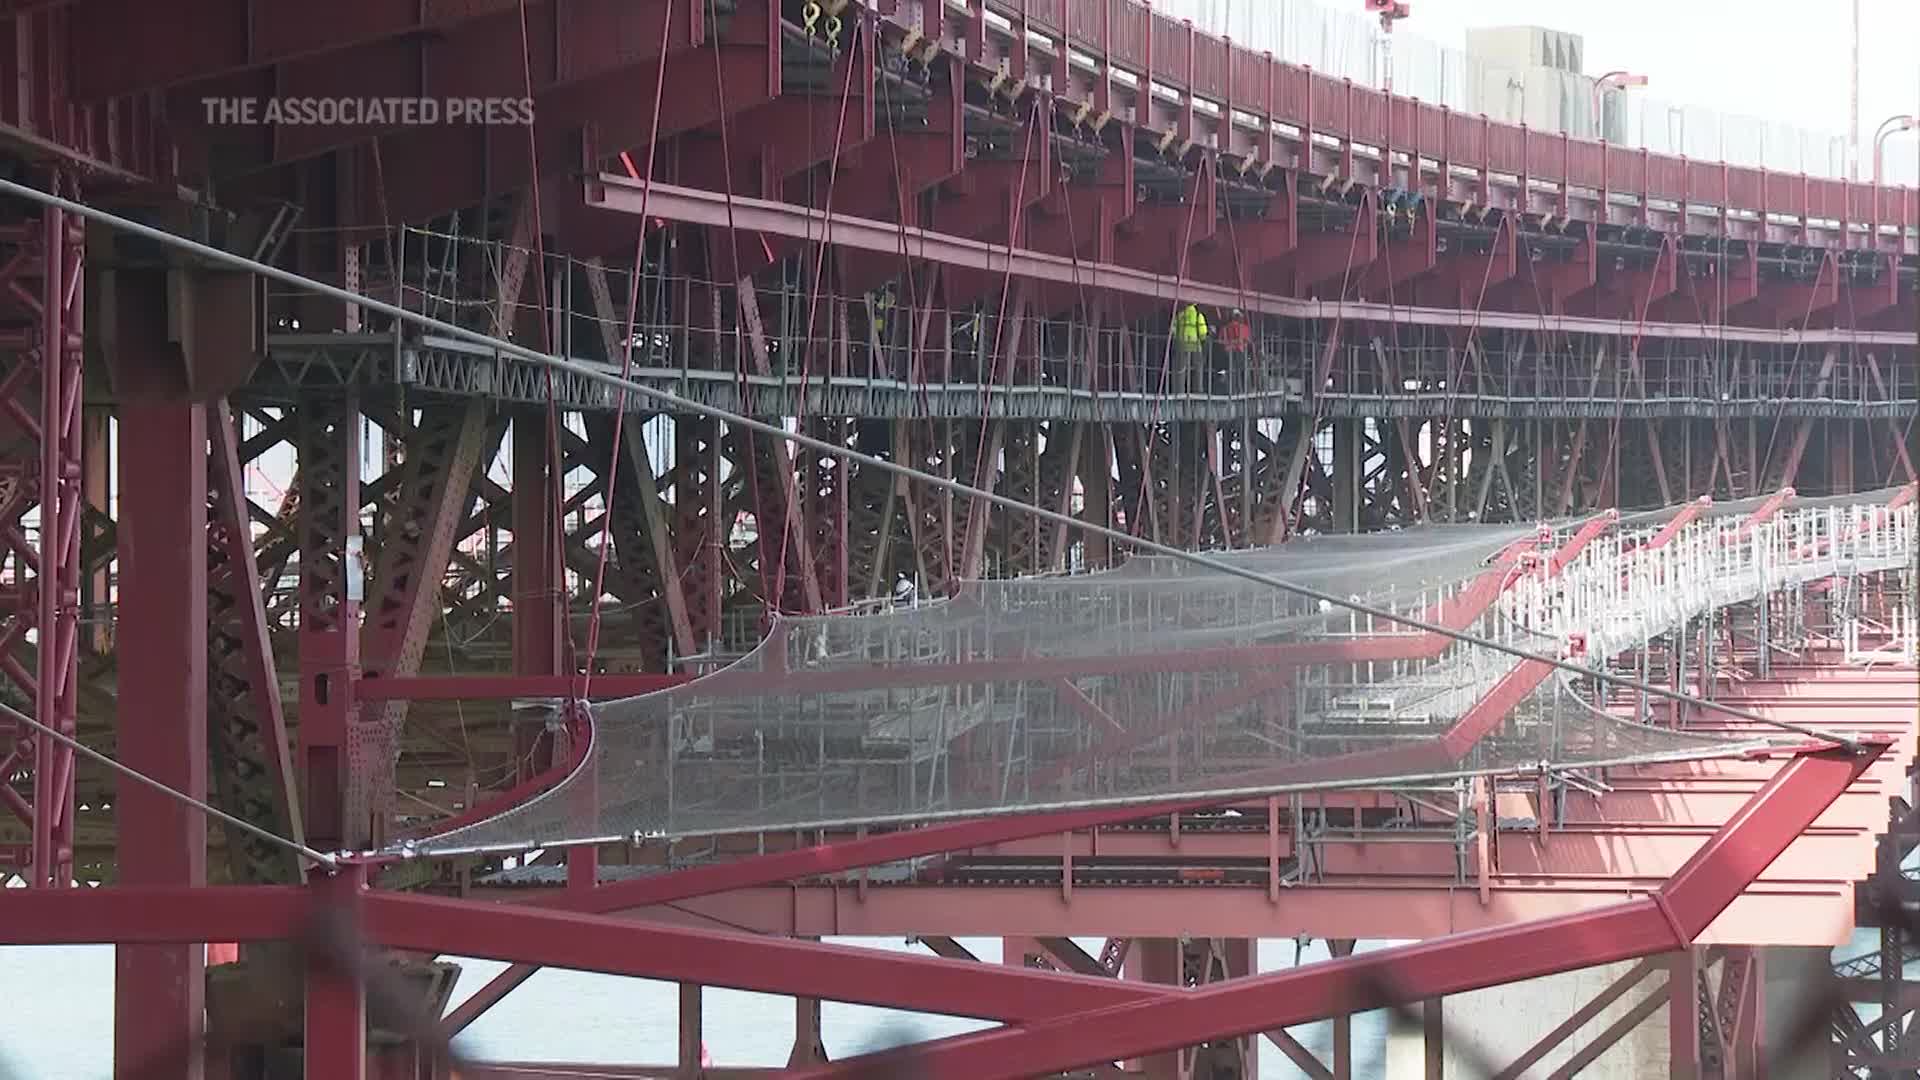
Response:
791,740,1885,1078
0,9,174,183
177,0,703,169
265,0,774,228
595,175,1918,343
680,24,877,202
0,741,1885,1077
0,4,1912,1068
13,0,1920,263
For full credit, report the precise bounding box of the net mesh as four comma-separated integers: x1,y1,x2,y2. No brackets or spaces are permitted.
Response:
408,489,1915,855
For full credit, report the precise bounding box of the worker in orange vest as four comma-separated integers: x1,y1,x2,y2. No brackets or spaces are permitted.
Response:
1218,308,1252,392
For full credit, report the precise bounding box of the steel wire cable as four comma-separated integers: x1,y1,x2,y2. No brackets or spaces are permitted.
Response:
0,699,336,870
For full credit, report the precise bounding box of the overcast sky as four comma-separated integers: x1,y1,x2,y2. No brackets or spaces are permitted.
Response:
1406,0,1920,176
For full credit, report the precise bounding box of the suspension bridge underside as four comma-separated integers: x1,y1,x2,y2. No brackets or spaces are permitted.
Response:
0,0,1913,1077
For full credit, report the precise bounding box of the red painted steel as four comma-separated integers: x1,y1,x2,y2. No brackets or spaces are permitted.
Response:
594,177,1916,346
207,399,305,884
296,399,360,854
112,399,211,1080
30,201,80,893
0,884,310,945
355,403,489,845
0,9,174,182
0,728,1881,1064
0,8,1911,1079
795,740,1887,1078
69,0,533,102
17,200,82,890
511,413,565,713
0,201,85,888
353,674,691,701
305,866,369,1080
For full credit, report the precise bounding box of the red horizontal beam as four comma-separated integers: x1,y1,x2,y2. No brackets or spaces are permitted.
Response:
798,739,1887,1078
439,787,1352,1033
0,743,1882,1065
593,176,1915,347
365,890,1193,1022
591,873,1870,945
0,885,309,945
0,878,1202,1021
354,674,690,701
534,798,1272,917
69,0,531,101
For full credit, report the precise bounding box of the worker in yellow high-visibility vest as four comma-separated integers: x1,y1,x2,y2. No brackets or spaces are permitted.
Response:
1172,302,1209,393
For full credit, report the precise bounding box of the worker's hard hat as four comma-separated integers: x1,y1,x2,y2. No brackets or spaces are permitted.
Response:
1231,308,1244,317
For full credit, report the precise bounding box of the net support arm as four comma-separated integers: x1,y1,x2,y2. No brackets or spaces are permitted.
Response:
791,737,1889,1080
438,791,1335,1035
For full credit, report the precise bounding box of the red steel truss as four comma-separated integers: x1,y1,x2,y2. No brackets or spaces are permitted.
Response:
0,738,1888,1080
0,185,84,890
0,0,1914,1076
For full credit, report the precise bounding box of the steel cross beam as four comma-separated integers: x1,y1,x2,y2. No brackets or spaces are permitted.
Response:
353,674,692,701
437,790,1333,1036
795,739,1888,1079
0,741,1883,1067
591,176,1919,348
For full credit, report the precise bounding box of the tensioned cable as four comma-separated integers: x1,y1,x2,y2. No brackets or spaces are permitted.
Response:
2,176,1871,753
0,700,338,870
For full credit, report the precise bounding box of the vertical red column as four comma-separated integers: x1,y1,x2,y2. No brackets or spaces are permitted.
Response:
296,399,368,1076
305,864,368,1080
1421,997,1444,1079
511,411,562,777
1329,938,1356,1079
297,398,360,855
113,399,208,1079
789,988,828,1066
1133,939,1183,1080
1222,938,1257,1070
678,982,705,1073
1668,950,1701,1080
28,197,83,889
1724,948,1765,1078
